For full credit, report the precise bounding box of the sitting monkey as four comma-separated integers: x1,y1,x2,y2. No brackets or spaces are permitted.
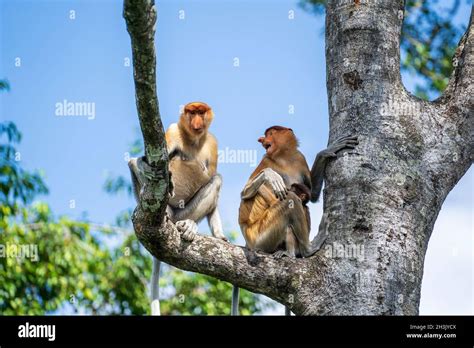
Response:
129,102,226,315
232,126,358,315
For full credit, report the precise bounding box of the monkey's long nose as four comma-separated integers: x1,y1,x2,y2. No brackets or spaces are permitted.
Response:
191,119,204,131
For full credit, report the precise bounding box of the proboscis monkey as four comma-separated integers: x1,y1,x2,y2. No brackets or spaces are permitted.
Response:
129,102,226,315
232,126,358,315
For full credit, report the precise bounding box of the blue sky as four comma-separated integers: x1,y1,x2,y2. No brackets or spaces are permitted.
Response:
1,0,472,314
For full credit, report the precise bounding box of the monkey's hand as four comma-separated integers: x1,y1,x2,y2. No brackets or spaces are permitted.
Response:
262,168,288,201
318,135,359,159
310,135,358,203
176,219,198,242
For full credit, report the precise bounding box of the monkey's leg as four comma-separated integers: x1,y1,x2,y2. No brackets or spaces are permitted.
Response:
284,193,318,258
150,258,161,316
253,199,297,254
207,207,227,240
296,212,329,257
311,213,329,252
128,157,144,203
173,174,222,224
273,226,297,258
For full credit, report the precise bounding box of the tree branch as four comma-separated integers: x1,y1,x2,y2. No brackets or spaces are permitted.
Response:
425,8,473,194
124,0,169,224
132,212,322,311
123,0,167,167
438,8,473,111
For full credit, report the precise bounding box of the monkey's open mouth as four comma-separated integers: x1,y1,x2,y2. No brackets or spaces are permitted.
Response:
264,143,272,151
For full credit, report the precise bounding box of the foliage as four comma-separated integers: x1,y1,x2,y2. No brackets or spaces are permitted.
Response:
1,203,108,314
0,122,48,212
0,80,10,91
0,111,115,313
1,81,48,210
299,0,468,98
401,0,464,97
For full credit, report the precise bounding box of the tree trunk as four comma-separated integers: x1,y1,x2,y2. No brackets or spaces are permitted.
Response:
315,0,473,315
124,0,473,315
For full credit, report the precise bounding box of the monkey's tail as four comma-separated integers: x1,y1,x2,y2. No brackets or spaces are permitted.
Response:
150,257,161,316
231,285,240,316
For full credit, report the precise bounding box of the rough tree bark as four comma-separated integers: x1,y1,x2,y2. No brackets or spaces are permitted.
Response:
124,0,473,315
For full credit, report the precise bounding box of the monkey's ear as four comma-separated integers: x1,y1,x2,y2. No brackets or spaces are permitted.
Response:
204,109,214,124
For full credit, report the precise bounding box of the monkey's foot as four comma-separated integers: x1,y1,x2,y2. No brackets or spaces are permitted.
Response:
273,250,294,259
176,220,198,242
213,233,228,242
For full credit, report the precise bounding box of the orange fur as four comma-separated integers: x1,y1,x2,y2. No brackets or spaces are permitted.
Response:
239,127,312,254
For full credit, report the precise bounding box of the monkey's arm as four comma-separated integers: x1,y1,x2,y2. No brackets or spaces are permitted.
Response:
241,168,287,200
310,135,358,203
206,134,218,176
165,123,181,156
241,173,265,200
309,154,326,203
128,157,145,203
